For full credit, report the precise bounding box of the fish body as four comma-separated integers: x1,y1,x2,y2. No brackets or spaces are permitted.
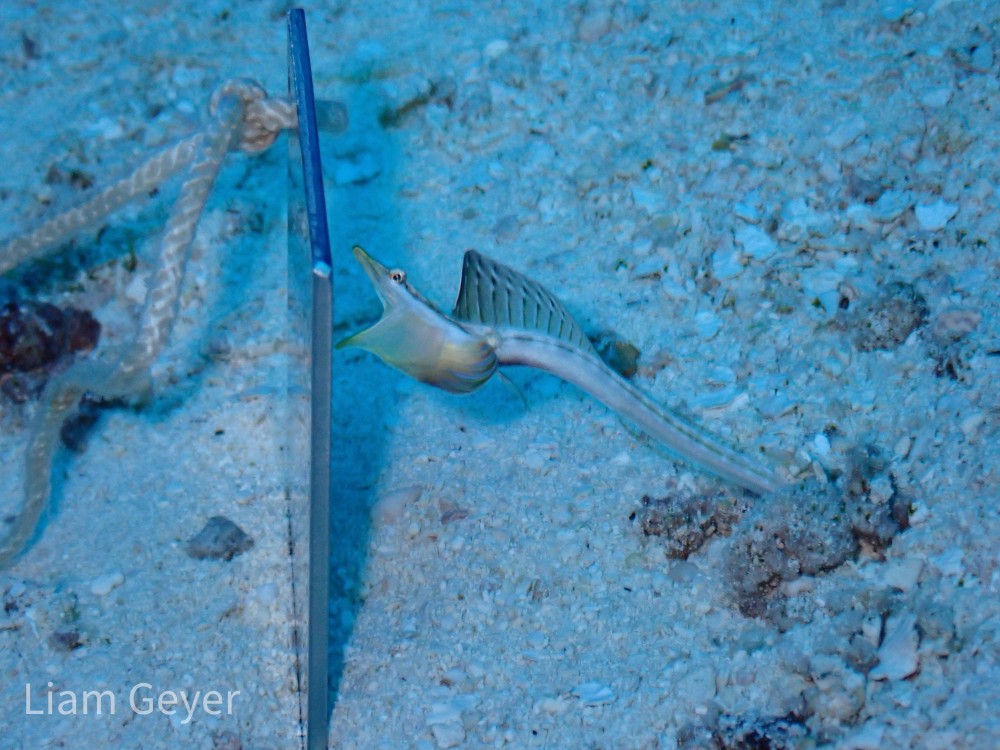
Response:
339,246,784,495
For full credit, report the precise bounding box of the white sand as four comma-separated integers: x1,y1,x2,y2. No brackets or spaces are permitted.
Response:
1,1,998,748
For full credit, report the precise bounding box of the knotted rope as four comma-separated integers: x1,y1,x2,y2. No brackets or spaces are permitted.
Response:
0,79,300,568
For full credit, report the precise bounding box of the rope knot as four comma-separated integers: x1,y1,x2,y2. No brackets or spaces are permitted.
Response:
209,79,297,154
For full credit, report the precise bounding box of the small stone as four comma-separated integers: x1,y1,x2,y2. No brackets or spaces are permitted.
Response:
869,189,912,223
694,311,723,340
870,612,920,681
812,432,831,456
378,74,434,127
483,39,510,60
893,435,912,460
185,516,254,561
251,582,279,607
577,4,612,41
960,411,985,440
777,197,825,241
879,0,915,22
840,723,885,750
850,281,928,351
593,332,641,377
426,700,467,748
521,450,547,471
712,245,743,279
372,485,422,525
572,680,616,706
931,307,981,341
124,274,148,305
920,87,952,108
970,44,994,71
536,695,570,714
48,629,85,651
758,393,796,419
705,366,735,386
824,115,867,150
90,572,124,597
694,387,742,411
861,613,882,646
733,201,761,222
211,730,243,750
914,199,958,231
330,149,381,185
631,187,662,213
734,224,779,260
882,557,923,591
930,548,964,578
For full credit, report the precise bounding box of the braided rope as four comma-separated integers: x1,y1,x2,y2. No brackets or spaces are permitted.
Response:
0,79,297,568
0,136,201,276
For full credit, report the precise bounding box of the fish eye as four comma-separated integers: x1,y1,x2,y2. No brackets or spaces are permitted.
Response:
389,269,406,283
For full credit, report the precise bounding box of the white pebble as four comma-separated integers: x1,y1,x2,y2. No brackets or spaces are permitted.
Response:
920,87,952,108
483,39,509,60
694,387,741,411
801,266,843,308
428,720,464,748
812,432,831,457
252,582,279,607
631,187,662,213
372,485,422,525
124,273,148,305
426,696,478,749
90,572,125,597
824,115,867,150
732,201,761,222
880,0,915,22
914,199,958,231
694,311,723,340
883,557,923,591
960,411,985,440
712,245,744,279
777,197,824,241
674,665,717,707
870,612,919,681
930,548,964,578
86,116,126,141
426,701,462,725
870,189,912,222
734,224,779,260
932,307,981,340
706,366,736,386
521,450,547,471
536,695,570,714
893,435,912,460
572,680,616,706
758,393,796,419
839,723,885,750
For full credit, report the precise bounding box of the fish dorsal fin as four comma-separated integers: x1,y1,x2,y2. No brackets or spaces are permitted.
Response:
452,250,596,354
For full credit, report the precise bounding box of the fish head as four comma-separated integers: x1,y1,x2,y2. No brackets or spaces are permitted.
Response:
336,246,498,394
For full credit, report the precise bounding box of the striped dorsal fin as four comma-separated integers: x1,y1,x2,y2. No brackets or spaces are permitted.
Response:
452,250,596,354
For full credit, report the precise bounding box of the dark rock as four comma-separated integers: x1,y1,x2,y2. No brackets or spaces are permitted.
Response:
849,281,927,351
185,516,254,561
